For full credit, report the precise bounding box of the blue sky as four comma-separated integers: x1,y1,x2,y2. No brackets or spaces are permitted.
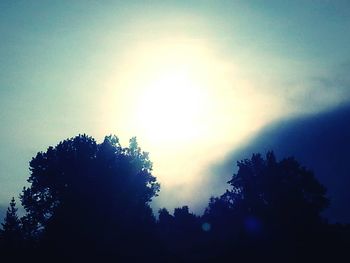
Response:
1,0,349,218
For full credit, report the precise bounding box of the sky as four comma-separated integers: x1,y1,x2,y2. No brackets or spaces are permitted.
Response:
1,1,350,221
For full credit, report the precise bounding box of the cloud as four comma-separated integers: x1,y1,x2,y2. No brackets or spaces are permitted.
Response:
278,61,350,115
207,103,350,223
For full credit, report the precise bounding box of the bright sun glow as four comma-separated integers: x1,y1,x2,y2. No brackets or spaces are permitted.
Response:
103,36,280,192
136,58,208,142
107,38,224,146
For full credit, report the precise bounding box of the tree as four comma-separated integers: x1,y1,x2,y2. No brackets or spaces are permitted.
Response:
206,152,329,222
0,197,22,252
19,134,160,260
157,206,204,262
1,197,21,239
225,152,329,226
203,152,331,261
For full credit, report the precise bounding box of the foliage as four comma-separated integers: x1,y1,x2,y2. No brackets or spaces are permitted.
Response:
20,135,159,232
0,197,22,243
18,134,159,260
0,135,349,262
223,152,328,222
203,152,336,261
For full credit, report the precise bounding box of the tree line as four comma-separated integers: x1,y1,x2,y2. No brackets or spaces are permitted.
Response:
0,134,349,262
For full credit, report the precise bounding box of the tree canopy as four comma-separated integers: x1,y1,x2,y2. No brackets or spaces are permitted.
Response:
0,136,349,262
19,134,160,261
203,152,334,261
0,198,21,244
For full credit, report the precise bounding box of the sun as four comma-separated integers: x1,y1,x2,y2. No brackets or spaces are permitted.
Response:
104,37,270,151
107,39,216,145
103,36,276,190
135,62,207,142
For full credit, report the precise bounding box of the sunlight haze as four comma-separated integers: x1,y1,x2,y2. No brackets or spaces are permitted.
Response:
1,0,349,213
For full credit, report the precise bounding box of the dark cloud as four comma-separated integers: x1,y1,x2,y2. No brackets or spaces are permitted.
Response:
209,103,350,223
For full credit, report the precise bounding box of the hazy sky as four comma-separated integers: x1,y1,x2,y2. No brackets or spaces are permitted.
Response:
1,0,350,215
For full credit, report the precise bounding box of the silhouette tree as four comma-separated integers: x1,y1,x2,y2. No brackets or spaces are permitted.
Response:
0,197,22,241
1,136,349,263
0,197,23,259
19,134,160,260
203,152,333,261
157,206,205,262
